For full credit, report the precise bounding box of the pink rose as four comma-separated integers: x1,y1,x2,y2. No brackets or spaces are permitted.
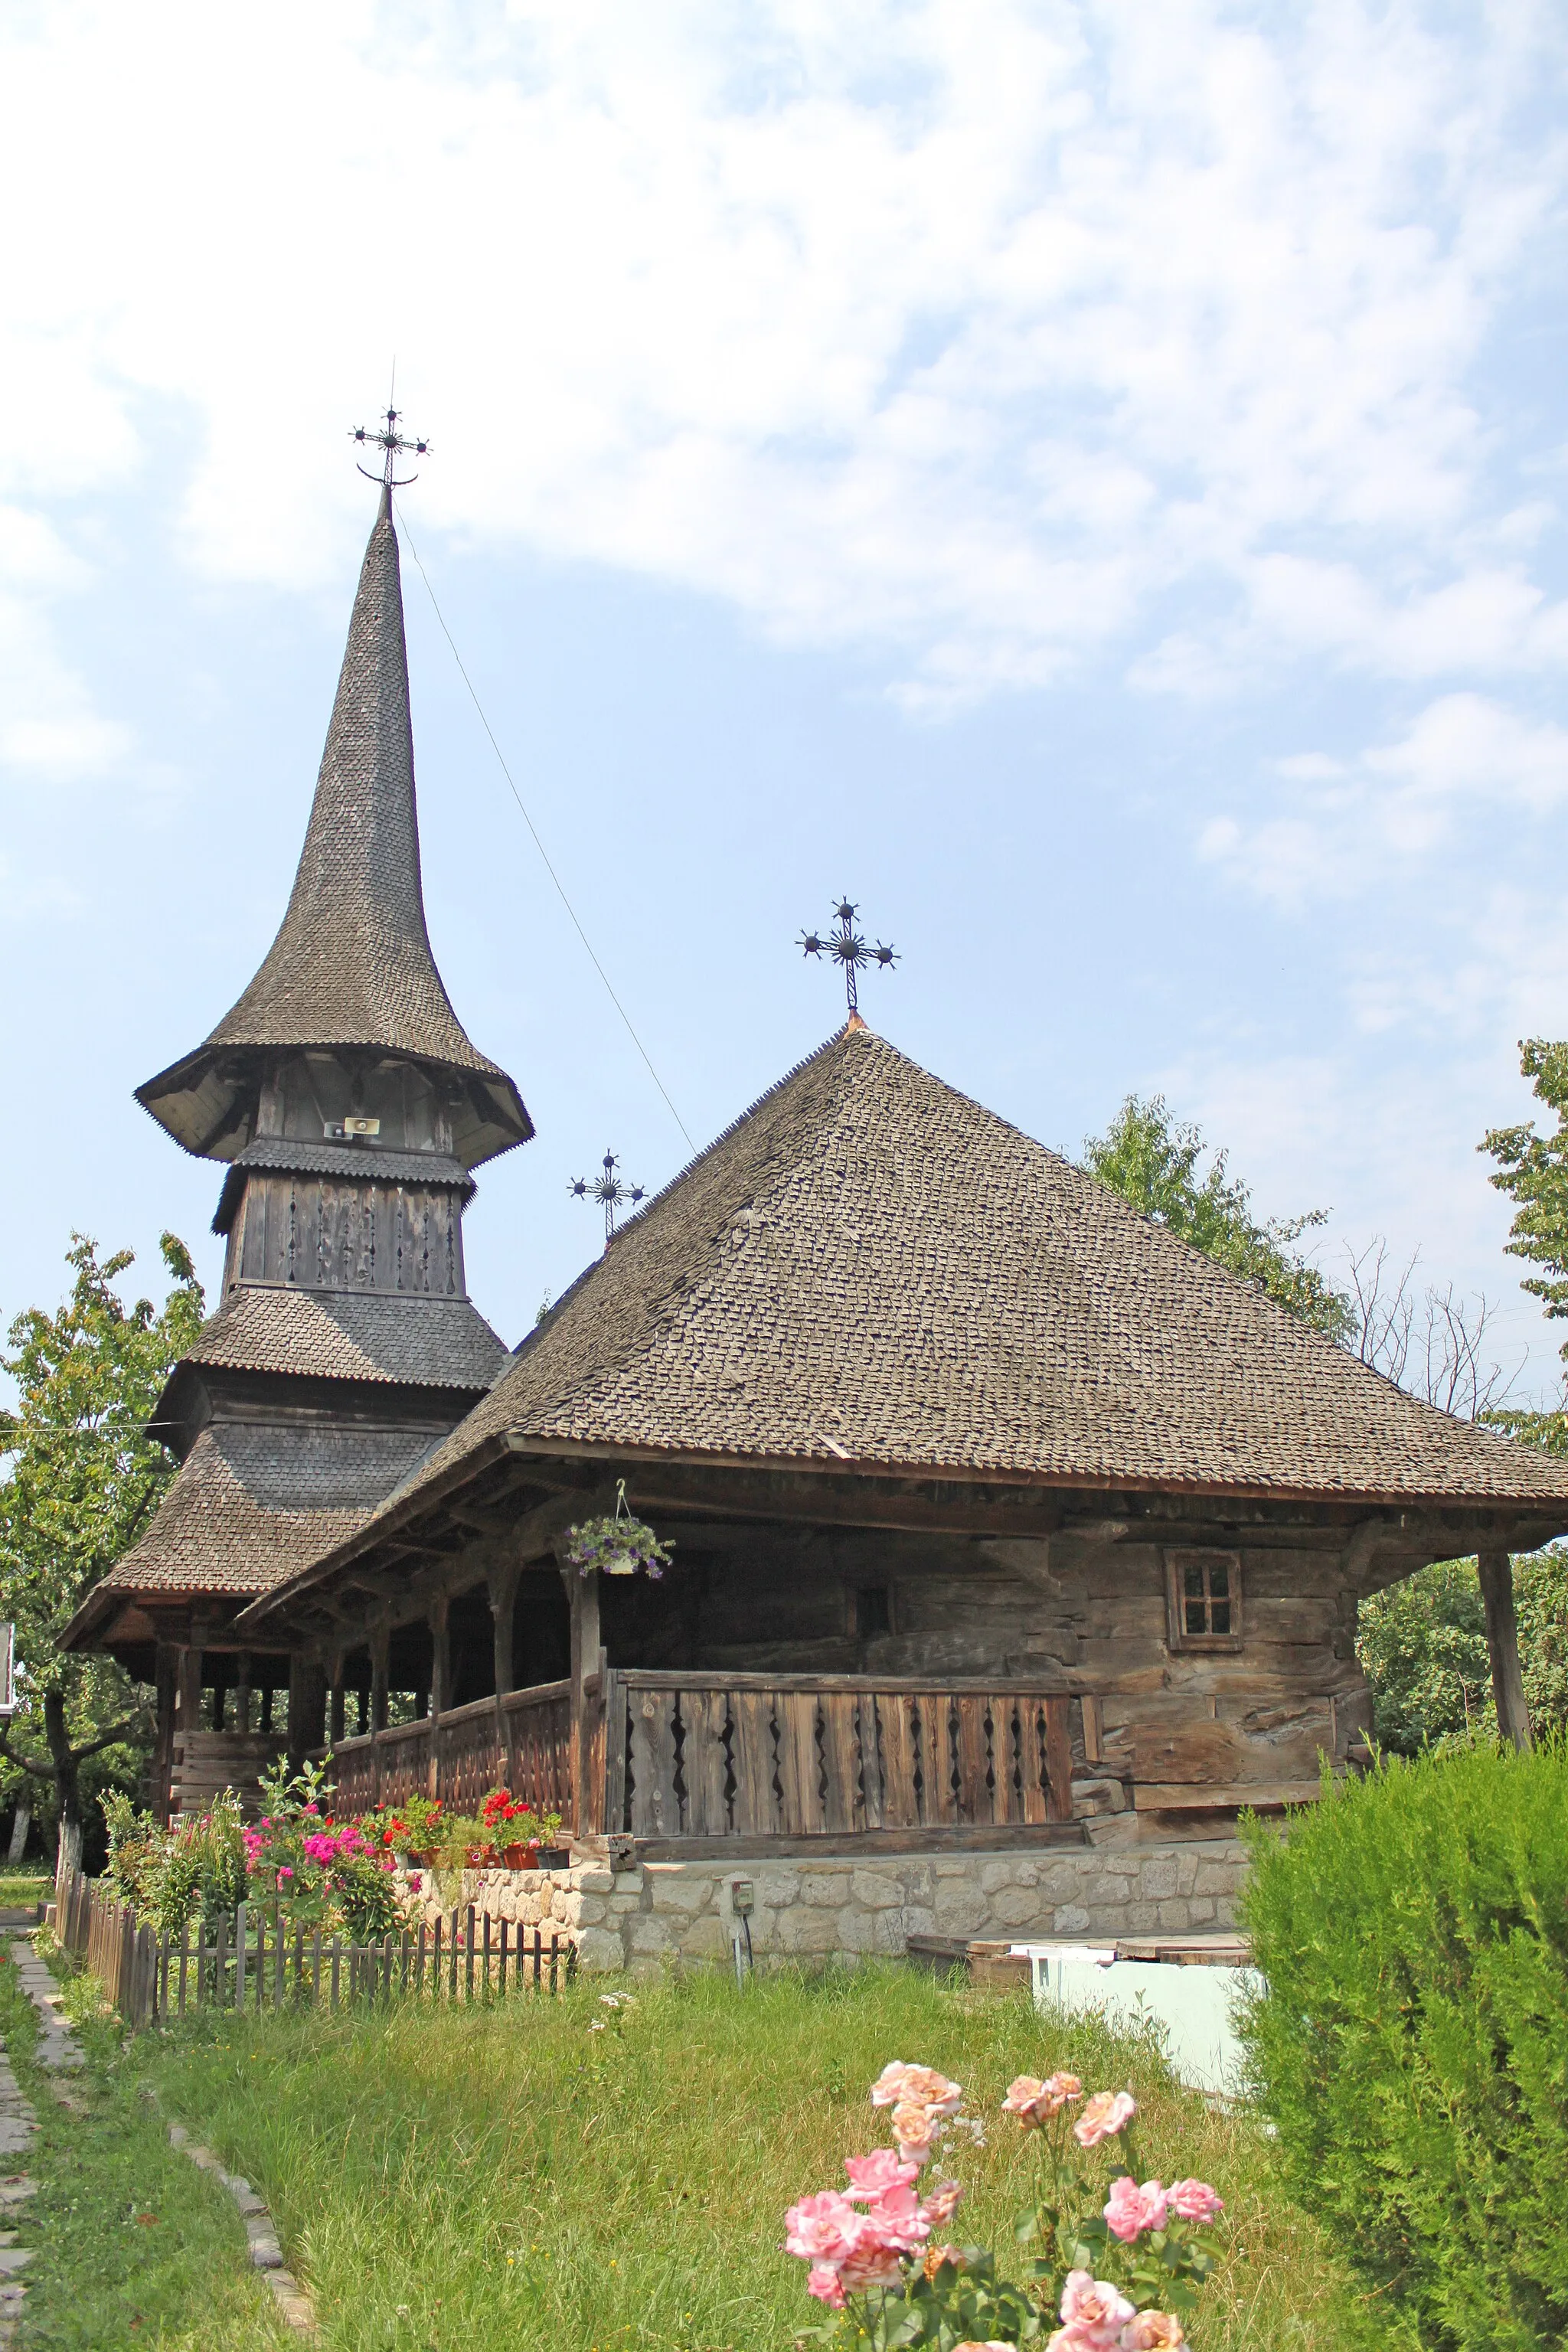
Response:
952,2343,1014,2350
870,2062,962,2115
844,2150,919,2200
807,2265,845,2309
1050,2331,1117,2352
1060,2269,1136,2341
1104,2177,1169,2243
838,2220,909,2295
784,2190,861,2267
919,2177,964,2226
1073,2089,1137,2148
890,2100,941,2166
861,2183,929,2255
1004,2071,1084,2125
1165,2179,1223,2225
1120,2314,1185,2350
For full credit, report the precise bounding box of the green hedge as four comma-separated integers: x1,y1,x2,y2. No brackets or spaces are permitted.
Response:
1238,1745,1568,2350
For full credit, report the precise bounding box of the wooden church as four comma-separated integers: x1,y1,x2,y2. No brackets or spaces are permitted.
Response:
66,464,1568,1956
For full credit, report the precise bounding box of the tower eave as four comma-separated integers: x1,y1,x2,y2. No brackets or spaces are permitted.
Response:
135,1040,533,1171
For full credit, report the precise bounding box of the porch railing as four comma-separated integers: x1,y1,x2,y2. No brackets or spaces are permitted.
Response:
328,1681,571,1819
603,1673,1076,1843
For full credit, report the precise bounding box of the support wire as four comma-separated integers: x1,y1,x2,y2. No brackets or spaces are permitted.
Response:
399,515,696,1154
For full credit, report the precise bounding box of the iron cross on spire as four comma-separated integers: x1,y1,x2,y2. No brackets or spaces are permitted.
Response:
571,1152,645,1244
351,404,430,492
797,898,899,1017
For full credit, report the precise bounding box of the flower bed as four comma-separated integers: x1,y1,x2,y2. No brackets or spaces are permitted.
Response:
788,2056,1223,2347
104,1767,565,1942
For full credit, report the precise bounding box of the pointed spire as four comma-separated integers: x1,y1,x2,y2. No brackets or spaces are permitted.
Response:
137,498,531,1168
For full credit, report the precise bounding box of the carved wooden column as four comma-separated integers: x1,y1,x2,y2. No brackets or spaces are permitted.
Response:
427,1594,450,1802
1478,1547,1534,1750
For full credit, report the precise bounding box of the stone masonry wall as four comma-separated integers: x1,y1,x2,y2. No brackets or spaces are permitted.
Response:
397,1836,1249,1975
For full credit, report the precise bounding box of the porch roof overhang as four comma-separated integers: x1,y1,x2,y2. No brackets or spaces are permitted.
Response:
229,1426,1568,1650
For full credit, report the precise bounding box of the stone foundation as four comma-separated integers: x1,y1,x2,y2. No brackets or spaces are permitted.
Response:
397,1830,1249,1975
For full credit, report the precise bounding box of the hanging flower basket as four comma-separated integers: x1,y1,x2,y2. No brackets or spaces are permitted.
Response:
564,1482,674,1580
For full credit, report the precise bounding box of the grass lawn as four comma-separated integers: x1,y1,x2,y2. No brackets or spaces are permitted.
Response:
0,1941,288,2350
0,1876,53,1910
112,1963,1393,2352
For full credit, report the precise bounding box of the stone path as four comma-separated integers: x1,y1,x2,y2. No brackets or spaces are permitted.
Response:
0,1943,48,2346
4,1932,315,2339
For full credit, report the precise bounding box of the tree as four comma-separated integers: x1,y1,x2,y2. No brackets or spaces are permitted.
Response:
0,1234,204,1873
1481,1037,1568,1451
1357,1549,1568,1753
1342,1238,1516,1419
1083,1095,1354,1341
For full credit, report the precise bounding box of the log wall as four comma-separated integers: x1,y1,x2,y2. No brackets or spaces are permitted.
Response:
596,1521,1370,1811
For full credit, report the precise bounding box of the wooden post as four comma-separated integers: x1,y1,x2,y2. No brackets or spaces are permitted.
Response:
1478,1547,1534,1751
370,1626,389,1807
328,1651,346,1746
488,1558,521,1790
172,1644,203,1819
235,1652,252,1738
428,1595,450,1802
560,1554,600,1839
152,1643,178,1827
488,1558,521,1697
287,1654,327,1763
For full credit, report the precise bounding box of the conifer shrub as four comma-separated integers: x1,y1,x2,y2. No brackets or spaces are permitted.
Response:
1237,1744,1568,2351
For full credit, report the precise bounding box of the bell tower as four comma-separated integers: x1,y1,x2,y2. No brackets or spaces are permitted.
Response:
67,440,531,1815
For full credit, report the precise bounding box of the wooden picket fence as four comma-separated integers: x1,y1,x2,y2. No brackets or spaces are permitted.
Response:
55,1870,575,2027
57,1868,159,2027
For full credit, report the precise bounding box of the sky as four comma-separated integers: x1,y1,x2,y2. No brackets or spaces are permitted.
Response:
2,0,1567,1404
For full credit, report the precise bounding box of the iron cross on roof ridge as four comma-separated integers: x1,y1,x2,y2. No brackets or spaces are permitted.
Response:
797,897,898,1016
571,1151,645,1244
351,403,430,491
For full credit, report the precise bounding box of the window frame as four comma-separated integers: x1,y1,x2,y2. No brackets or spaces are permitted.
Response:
850,1582,895,1641
1165,1548,1244,1653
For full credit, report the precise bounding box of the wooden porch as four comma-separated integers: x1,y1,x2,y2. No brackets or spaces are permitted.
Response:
324,1667,1079,1853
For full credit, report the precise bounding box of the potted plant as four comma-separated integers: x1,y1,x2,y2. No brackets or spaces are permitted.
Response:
481,1788,560,1870
562,1479,673,1581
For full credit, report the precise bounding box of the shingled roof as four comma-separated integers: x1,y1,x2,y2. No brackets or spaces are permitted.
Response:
136,488,531,1168
181,1285,509,1391
338,1024,1568,1516
74,1421,443,1618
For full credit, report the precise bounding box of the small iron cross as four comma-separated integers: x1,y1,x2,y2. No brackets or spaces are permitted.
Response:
571,1152,645,1243
351,403,429,491
798,898,898,1016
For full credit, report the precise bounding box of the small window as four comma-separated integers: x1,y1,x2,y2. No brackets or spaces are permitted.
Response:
854,1585,892,1639
1165,1550,1243,1651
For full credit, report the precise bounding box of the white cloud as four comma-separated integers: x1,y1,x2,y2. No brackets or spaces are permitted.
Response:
0,505,132,783
1200,694,1568,905
0,0,1562,700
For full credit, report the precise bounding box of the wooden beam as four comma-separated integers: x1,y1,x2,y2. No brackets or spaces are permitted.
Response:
1478,1547,1534,1751
1133,1781,1325,1811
